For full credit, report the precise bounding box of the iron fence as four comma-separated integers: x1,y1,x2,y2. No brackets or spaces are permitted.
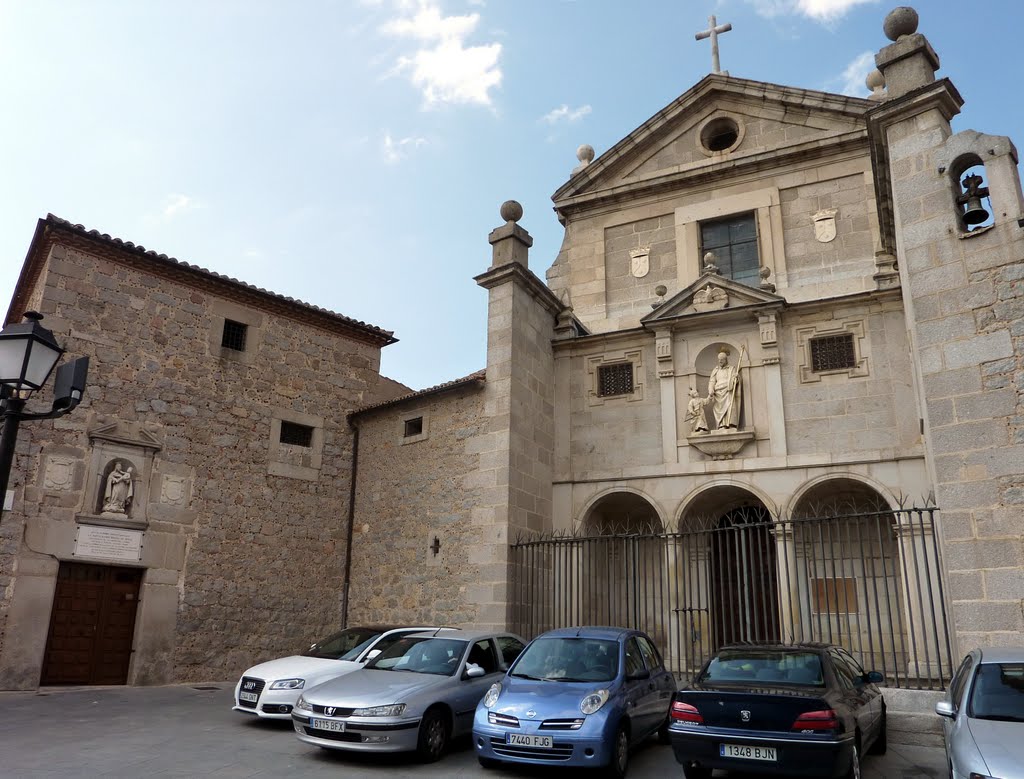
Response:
510,508,953,690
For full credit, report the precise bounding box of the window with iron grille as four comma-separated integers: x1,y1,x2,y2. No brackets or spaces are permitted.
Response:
700,213,759,287
810,333,856,372
279,421,314,447
221,319,248,352
404,417,423,438
597,363,634,397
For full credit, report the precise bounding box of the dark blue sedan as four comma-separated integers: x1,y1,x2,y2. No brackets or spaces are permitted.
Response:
669,643,886,778
473,626,677,777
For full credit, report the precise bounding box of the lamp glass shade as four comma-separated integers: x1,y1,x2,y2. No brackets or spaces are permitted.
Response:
0,322,63,391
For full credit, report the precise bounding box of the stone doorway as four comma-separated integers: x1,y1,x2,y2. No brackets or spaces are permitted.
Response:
41,562,143,686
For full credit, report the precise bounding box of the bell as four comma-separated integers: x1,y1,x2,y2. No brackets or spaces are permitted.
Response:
961,195,989,225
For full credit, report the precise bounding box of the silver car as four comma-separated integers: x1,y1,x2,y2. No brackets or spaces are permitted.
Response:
936,647,1024,779
293,629,526,761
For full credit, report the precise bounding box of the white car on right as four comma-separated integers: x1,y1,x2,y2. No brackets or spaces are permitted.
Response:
233,625,455,720
936,646,1024,779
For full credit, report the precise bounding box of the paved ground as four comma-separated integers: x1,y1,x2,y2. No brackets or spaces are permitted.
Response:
0,683,948,778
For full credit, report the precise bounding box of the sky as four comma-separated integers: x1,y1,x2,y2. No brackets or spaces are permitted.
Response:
1,0,1021,391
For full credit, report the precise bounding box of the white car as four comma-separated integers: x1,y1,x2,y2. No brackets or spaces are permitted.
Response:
233,625,452,719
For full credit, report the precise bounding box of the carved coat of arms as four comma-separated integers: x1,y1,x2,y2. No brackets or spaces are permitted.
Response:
813,209,838,243
629,246,650,278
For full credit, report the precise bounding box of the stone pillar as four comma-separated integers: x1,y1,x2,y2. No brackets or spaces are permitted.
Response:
474,201,563,630
771,522,801,643
869,7,1024,654
893,513,947,680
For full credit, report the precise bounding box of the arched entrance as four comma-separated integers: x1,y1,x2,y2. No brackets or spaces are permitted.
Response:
581,491,663,637
679,486,779,651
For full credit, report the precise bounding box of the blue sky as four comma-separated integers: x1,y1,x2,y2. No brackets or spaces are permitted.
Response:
1,0,1021,390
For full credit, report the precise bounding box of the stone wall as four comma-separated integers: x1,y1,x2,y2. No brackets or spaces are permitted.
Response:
347,384,487,627
603,214,676,322
0,235,393,687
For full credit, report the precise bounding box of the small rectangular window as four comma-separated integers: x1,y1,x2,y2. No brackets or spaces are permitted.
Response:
279,421,314,447
810,333,856,372
221,319,248,352
812,577,859,614
597,363,634,397
404,417,423,438
700,213,760,286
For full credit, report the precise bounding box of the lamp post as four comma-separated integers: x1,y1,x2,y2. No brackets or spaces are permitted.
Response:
0,311,89,517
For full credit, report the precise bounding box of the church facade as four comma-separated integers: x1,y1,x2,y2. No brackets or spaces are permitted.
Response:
0,7,1021,690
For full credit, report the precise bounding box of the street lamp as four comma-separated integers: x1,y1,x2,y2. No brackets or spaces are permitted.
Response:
0,311,89,517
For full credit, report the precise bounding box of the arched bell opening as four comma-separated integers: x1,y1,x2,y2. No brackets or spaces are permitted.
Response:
950,154,994,232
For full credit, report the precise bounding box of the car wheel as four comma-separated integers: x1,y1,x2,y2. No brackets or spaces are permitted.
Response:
869,709,887,755
478,756,500,769
416,708,450,763
656,715,671,745
843,740,861,779
604,724,629,778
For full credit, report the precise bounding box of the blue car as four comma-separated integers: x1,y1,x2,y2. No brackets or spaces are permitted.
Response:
472,626,677,777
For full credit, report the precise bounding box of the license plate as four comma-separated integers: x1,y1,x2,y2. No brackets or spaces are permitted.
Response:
720,743,777,761
239,691,258,703
506,733,553,748
311,719,346,732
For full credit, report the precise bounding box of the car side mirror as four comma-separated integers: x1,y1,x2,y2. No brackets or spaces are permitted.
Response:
363,649,382,662
935,701,956,718
465,664,486,679
866,671,884,684
627,668,650,681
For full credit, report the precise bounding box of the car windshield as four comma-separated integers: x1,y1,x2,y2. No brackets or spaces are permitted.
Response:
365,637,467,676
510,637,619,682
968,662,1024,722
700,649,824,686
303,627,385,660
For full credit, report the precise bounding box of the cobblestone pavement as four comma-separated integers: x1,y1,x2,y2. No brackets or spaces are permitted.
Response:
0,684,948,778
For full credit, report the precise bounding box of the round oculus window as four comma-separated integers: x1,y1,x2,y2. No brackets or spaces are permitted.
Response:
700,117,740,153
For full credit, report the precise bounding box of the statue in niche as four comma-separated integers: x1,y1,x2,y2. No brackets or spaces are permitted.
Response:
706,347,744,430
685,388,709,435
101,461,134,515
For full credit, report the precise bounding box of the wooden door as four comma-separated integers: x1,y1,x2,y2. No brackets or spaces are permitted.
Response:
41,562,143,685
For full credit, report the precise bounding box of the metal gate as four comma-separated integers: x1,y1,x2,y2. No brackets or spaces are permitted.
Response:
510,508,953,690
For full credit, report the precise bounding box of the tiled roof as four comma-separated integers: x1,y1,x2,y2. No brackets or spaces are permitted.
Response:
350,369,486,419
11,215,397,346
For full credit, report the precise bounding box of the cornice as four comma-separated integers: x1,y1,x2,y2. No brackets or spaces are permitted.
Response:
474,262,564,317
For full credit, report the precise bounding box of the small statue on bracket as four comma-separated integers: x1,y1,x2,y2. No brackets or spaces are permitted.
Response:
685,387,709,435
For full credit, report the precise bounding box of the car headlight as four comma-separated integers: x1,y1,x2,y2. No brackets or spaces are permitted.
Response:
352,704,406,717
294,696,312,712
269,678,305,690
483,682,502,708
580,689,610,715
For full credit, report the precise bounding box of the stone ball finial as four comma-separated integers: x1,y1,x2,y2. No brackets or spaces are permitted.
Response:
576,144,595,165
500,200,523,223
883,6,919,41
866,68,885,91
654,284,667,297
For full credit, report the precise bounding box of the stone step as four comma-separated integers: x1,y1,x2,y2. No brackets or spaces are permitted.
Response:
882,688,945,747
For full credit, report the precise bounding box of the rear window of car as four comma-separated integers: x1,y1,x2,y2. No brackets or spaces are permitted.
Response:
968,663,1024,721
700,650,824,686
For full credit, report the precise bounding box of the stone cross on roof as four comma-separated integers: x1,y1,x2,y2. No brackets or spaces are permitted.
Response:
695,14,732,75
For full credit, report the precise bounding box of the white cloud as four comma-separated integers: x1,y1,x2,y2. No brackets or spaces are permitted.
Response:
540,104,592,125
747,0,878,22
382,132,428,164
380,0,502,107
162,194,200,219
837,50,875,96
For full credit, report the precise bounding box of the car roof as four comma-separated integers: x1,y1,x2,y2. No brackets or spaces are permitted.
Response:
978,647,1024,664
403,629,515,642
716,642,834,652
537,626,644,641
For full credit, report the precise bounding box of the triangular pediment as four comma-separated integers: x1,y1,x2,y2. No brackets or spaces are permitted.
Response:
641,273,785,327
88,420,162,451
554,75,872,209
